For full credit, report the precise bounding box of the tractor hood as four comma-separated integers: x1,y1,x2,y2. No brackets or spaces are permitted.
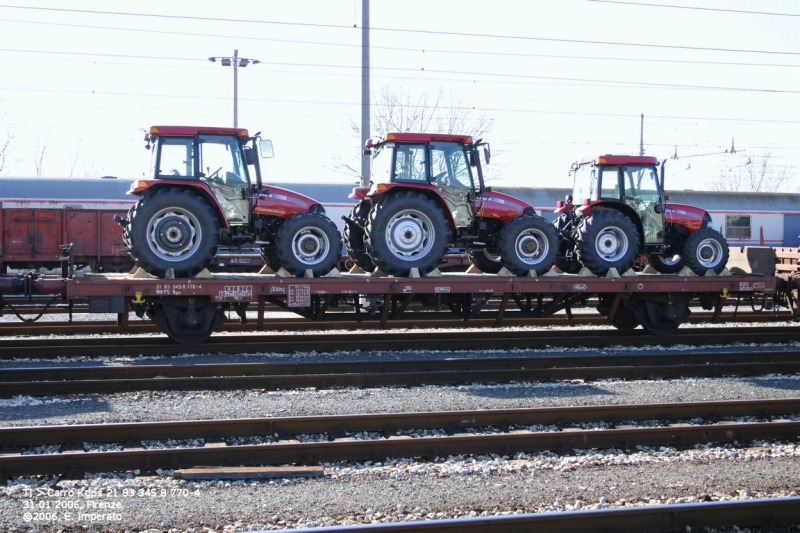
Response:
476,190,533,221
252,185,323,218
664,203,710,233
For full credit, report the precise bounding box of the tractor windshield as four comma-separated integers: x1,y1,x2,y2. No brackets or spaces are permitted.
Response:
393,144,427,183
622,165,663,243
572,164,597,204
156,137,196,178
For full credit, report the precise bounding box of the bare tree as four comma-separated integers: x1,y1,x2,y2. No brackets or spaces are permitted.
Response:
0,131,11,176
33,136,47,177
67,138,82,178
333,87,493,181
707,152,795,193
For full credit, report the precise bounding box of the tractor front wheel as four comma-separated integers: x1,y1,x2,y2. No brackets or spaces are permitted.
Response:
575,209,640,276
275,212,342,276
127,188,219,278
365,191,449,277
497,215,558,276
343,202,376,272
682,227,729,275
467,249,502,274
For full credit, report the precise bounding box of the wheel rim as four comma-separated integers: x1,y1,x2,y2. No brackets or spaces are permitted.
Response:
385,210,434,260
146,207,202,262
696,238,723,268
594,226,628,262
657,254,682,266
515,228,550,266
291,227,330,266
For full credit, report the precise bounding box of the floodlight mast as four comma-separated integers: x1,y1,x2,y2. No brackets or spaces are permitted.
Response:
208,50,261,128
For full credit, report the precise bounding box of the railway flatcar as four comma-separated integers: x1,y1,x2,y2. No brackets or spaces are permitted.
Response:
1,177,798,273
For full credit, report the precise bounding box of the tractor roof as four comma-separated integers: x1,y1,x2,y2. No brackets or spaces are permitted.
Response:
149,126,250,138
577,155,659,166
366,132,473,148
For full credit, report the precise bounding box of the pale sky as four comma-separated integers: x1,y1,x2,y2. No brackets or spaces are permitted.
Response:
0,0,798,192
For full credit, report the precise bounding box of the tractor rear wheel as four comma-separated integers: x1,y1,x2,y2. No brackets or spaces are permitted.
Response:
576,209,640,276
647,253,685,274
467,249,502,274
365,191,449,277
127,188,219,278
275,212,342,276
682,227,729,275
343,202,376,272
497,215,558,275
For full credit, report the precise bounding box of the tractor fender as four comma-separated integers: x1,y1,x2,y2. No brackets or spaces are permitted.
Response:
581,201,645,247
128,180,230,228
475,190,534,222
366,183,458,230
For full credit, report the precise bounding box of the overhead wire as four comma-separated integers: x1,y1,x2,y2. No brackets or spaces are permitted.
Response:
587,0,800,17
0,6,797,56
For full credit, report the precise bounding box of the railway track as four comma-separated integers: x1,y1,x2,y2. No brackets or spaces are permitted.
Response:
2,349,799,397
295,499,800,532
0,324,798,359
3,398,799,478
0,309,792,337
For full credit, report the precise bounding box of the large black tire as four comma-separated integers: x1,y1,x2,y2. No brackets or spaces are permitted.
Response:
275,211,342,276
365,191,449,277
259,248,282,272
467,249,503,274
497,215,558,276
575,209,640,276
647,253,685,274
682,227,729,275
343,202,376,272
127,188,220,278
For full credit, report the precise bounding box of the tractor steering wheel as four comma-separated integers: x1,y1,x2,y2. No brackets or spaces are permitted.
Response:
432,171,449,185
208,167,223,181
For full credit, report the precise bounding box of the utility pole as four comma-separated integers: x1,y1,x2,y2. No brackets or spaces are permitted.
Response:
639,114,644,156
360,0,370,187
208,50,260,128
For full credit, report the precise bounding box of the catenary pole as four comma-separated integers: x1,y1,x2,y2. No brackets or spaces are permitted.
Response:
361,0,370,187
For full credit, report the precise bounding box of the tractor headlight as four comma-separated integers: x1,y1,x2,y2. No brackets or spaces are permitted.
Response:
702,212,713,228
309,204,326,215
523,207,536,216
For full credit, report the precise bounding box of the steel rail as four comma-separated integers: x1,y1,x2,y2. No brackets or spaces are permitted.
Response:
1,420,797,478
2,399,798,448
2,349,798,382
313,499,800,532
0,310,790,336
3,360,799,397
0,325,798,359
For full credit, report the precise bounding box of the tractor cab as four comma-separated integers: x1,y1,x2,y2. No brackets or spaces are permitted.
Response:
142,126,274,227
569,155,665,245
364,133,490,229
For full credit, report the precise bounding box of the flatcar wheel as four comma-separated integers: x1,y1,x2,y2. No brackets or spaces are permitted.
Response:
148,301,226,344
632,298,690,336
597,296,640,330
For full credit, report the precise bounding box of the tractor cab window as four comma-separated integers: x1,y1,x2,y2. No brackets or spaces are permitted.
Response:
370,143,394,184
393,144,427,183
623,165,663,244
157,137,195,178
198,134,250,225
572,164,597,204
429,142,474,191
599,166,621,200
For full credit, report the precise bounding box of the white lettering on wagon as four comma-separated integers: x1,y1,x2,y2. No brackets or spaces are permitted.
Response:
573,284,587,291
435,287,450,293
155,283,202,296
288,285,311,307
216,285,253,301
270,286,286,294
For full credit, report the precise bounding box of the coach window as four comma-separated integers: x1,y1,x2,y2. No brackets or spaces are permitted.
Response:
726,215,751,239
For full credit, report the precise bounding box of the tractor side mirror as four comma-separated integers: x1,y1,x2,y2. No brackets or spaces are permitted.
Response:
243,147,255,165
259,139,274,159
483,145,491,164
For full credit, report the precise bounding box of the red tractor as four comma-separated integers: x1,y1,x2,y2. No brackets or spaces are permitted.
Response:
119,126,341,278
554,155,729,277
344,133,558,277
